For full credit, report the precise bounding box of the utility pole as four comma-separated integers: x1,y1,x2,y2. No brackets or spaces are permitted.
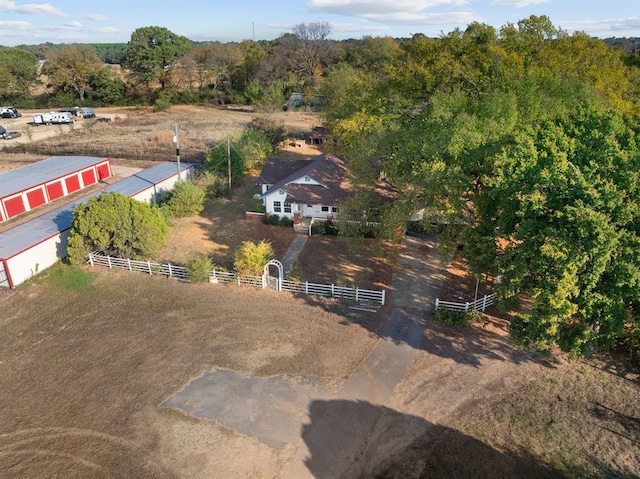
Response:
173,123,181,180
227,136,232,199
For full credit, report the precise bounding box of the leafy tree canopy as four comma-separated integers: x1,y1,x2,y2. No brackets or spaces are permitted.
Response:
322,15,640,354
123,26,193,89
67,192,170,264
42,44,103,101
0,47,38,97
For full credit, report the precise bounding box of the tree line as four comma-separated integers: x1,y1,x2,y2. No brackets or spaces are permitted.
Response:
1,21,637,111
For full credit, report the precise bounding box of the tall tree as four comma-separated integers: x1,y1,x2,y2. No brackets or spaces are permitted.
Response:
278,22,334,85
123,26,192,90
42,45,103,101
0,47,38,98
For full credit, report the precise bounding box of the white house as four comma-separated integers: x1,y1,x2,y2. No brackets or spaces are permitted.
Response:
257,153,354,223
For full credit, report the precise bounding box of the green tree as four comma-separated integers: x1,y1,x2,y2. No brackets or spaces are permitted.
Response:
123,26,193,90
42,44,103,101
234,240,275,275
88,66,126,105
205,128,274,187
0,47,38,98
471,109,640,355
162,180,205,217
67,192,170,264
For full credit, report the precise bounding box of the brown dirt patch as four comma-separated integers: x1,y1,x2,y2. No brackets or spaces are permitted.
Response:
0,270,380,478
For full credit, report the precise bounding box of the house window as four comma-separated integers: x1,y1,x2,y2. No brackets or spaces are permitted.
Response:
273,201,282,213
304,176,311,182
284,202,292,213
321,206,329,212
332,207,338,213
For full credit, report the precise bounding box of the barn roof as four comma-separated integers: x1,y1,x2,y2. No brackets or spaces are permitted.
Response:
0,162,192,260
0,156,110,199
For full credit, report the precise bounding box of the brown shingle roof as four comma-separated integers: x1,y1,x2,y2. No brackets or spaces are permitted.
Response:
259,153,355,204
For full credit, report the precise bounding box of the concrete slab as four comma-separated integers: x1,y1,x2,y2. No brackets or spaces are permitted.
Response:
162,369,332,452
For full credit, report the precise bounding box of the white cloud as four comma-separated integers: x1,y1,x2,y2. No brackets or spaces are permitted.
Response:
0,19,32,30
489,0,550,6
559,16,640,36
309,0,468,17
362,11,479,25
87,13,108,22
0,0,65,16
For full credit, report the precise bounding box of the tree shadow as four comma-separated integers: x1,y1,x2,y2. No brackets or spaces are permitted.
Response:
301,399,563,479
591,402,640,445
298,293,557,369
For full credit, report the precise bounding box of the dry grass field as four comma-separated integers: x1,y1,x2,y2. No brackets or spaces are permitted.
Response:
0,105,639,478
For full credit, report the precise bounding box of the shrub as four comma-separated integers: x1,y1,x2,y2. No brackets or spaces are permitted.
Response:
234,240,275,275
249,196,265,213
153,98,172,112
279,216,294,227
310,221,326,235
262,213,281,225
162,180,205,217
248,116,287,149
433,308,480,326
287,260,305,282
187,255,213,283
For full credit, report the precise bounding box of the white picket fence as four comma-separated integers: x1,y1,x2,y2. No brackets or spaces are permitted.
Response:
87,252,385,305
435,293,497,312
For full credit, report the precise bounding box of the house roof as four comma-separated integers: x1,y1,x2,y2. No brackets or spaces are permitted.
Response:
0,156,109,199
259,153,355,204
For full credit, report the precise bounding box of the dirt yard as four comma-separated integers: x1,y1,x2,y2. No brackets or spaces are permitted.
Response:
0,107,638,478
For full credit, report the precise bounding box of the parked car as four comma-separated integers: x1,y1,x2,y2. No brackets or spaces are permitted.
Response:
0,125,21,139
80,107,95,118
0,107,21,118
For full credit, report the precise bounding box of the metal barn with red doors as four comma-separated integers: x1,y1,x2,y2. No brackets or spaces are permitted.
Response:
0,162,193,288
0,156,111,223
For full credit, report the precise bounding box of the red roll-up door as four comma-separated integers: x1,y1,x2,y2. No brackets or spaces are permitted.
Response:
26,187,46,209
46,181,64,201
4,195,26,218
81,168,96,187
96,163,111,180
65,175,81,193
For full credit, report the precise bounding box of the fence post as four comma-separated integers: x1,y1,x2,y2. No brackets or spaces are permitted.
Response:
482,294,487,311
168,264,173,277
331,284,335,298
306,281,309,294
355,288,360,302
465,302,469,312
381,289,385,306
147,260,152,275
107,255,112,269
435,298,439,309
88,253,94,266
128,258,132,271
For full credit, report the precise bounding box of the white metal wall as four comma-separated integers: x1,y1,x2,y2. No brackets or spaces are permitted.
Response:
5,229,70,288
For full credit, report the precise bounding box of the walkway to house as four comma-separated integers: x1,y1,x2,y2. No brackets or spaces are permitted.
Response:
163,233,448,478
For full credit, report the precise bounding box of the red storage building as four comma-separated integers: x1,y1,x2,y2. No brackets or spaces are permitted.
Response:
0,156,111,223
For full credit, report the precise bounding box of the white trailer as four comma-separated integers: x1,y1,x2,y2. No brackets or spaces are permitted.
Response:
32,112,75,125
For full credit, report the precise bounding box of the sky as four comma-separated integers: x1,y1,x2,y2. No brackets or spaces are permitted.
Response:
0,0,638,47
